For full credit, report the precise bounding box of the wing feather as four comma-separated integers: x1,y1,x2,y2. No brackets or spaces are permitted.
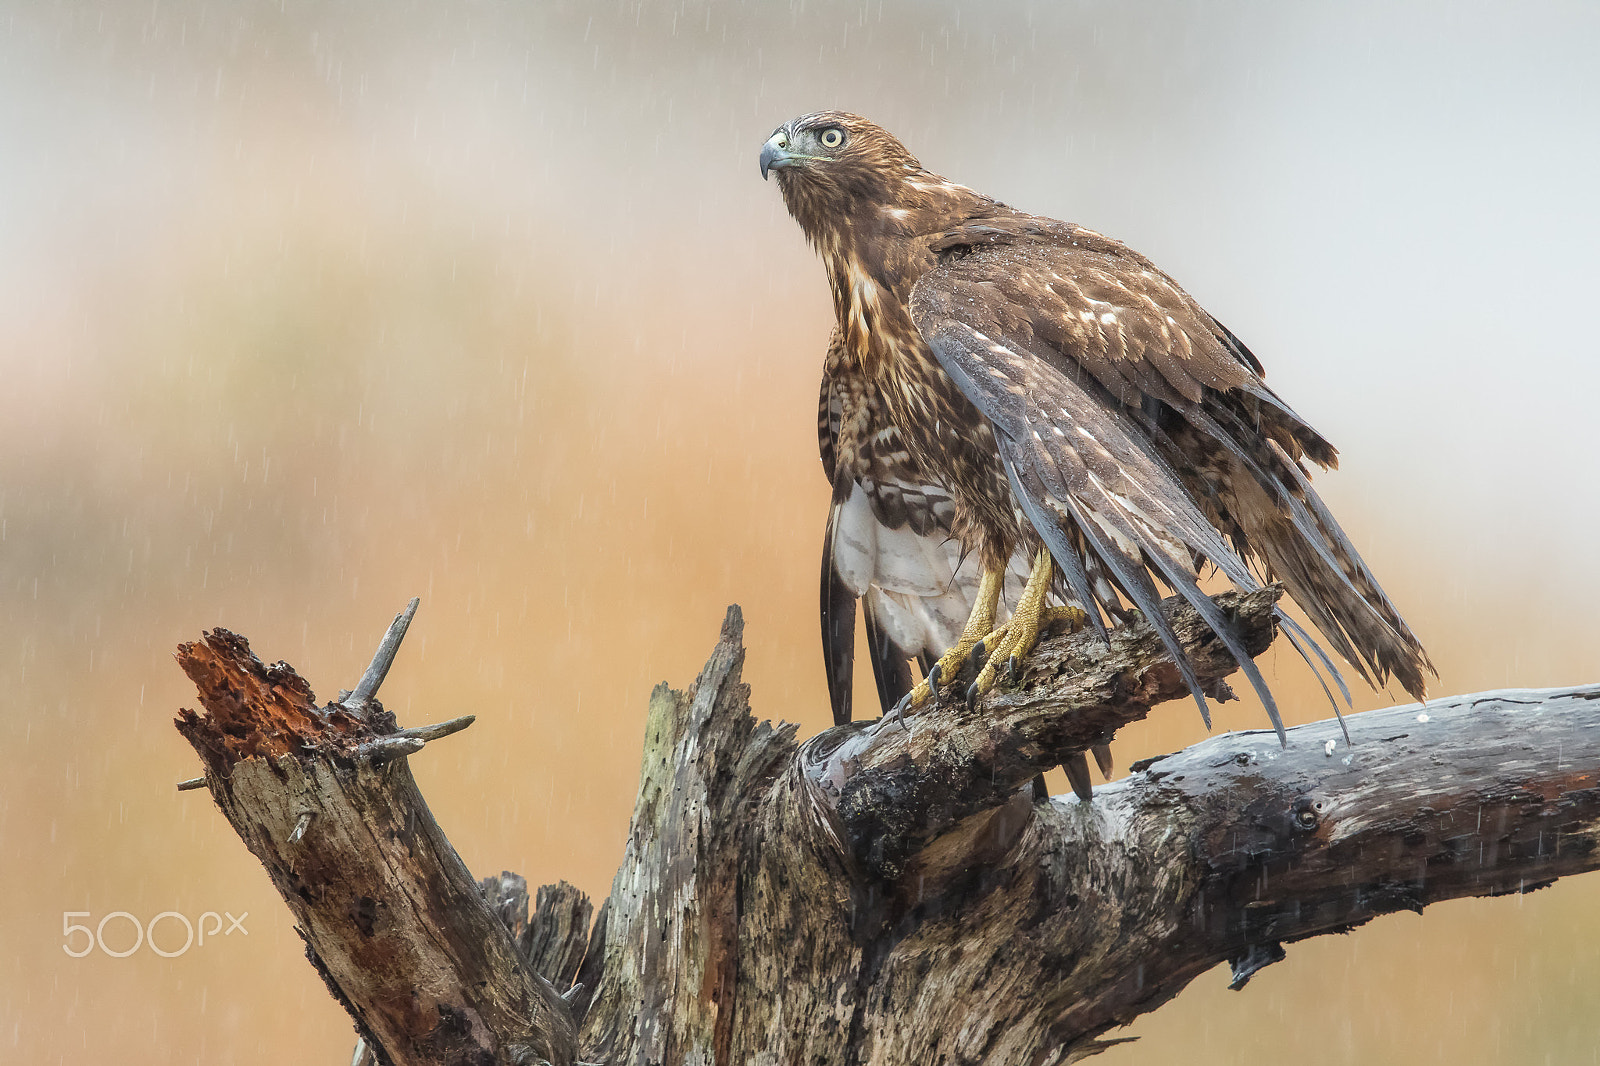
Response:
910,225,1431,727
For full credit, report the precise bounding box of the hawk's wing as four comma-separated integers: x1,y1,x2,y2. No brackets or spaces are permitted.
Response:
819,350,1032,725
908,224,1432,731
820,337,1122,795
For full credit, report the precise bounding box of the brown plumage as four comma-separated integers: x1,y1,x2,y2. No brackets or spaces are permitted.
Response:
766,111,1433,741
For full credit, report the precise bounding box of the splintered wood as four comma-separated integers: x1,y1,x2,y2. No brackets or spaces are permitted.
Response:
175,629,369,766
175,599,1600,1065
174,617,577,1066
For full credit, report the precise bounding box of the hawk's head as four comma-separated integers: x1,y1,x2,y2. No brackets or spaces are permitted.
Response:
760,112,924,249
760,111,918,184
760,112,993,269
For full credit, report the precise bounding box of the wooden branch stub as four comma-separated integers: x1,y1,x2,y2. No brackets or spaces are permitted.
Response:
344,597,421,716
174,625,577,1066
581,607,800,1065
480,872,533,947
399,715,477,743
175,628,372,768
478,873,595,996
524,881,595,994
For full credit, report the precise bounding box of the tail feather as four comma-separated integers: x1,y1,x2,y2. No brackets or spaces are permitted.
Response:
1276,611,1352,743
1004,451,1216,730
821,480,860,727
863,595,916,715
1191,401,1434,700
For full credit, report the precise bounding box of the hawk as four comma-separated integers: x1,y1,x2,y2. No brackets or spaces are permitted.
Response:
763,111,1433,764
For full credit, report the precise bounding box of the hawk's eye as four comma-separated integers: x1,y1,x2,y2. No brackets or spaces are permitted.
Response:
819,127,845,149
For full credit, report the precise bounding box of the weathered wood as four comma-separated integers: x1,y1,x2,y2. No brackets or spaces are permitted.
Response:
1049,683,1600,1036
760,683,1600,1064
574,603,1600,1065
175,626,578,1066
174,598,1600,1066
524,880,594,994
808,586,1281,879
479,873,533,955
579,608,800,1064
342,597,420,714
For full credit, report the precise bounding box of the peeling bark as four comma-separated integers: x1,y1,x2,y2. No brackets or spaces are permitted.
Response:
173,595,1600,1066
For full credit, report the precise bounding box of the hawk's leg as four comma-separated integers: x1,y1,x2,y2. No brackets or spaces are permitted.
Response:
874,552,1089,734
878,566,1004,727
965,549,1087,706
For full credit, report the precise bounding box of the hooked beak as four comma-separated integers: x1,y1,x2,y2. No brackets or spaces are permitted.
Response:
759,132,793,181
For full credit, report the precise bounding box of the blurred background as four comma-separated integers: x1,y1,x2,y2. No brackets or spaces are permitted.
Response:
2,1,1597,1062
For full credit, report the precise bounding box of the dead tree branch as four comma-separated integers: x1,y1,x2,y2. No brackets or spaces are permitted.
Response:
809,586,1279,879
174,596,1600,1065
174,614,578,1066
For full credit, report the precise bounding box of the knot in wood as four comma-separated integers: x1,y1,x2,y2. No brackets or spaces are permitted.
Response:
1292,797,1322,831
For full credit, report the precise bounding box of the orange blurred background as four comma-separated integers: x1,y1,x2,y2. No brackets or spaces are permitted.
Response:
3,2,1598,1063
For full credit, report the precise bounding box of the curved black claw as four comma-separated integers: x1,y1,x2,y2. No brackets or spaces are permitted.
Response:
872,692,915,737
971,640,989,671
1006,654,1021,685
926,661,943,703
964,680,982,710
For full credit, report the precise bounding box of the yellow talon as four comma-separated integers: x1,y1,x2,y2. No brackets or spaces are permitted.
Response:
879,548,1091,731
969,548,1054,698
904,565,1003,706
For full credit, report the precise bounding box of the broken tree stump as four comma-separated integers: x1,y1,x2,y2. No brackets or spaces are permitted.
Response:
174,593,1600,1065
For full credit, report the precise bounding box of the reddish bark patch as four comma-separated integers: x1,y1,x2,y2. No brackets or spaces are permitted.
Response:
174,628,371,769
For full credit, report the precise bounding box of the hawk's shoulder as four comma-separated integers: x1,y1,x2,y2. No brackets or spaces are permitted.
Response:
910,217,1261,408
